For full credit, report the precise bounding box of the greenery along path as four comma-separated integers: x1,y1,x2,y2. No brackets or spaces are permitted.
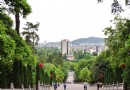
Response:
1,0,130,90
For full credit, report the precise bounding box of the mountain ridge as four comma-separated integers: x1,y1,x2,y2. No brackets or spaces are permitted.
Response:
71,37,104,45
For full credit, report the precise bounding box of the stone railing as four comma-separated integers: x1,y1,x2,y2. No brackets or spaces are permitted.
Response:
103,82,123,90
0,83,35,90
0,81,52,90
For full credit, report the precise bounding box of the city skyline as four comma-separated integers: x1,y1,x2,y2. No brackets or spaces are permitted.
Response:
20,0,130,42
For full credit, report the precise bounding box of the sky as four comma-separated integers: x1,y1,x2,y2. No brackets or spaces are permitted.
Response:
20,0,130,43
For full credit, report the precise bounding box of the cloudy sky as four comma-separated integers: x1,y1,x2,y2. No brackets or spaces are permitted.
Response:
20,0,130,42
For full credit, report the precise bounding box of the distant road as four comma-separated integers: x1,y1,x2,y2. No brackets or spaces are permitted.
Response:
66,71,74,83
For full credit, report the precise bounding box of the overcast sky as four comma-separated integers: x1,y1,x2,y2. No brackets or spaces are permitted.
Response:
20,0,130,42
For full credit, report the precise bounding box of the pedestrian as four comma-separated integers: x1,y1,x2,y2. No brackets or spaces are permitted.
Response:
53,83,57,90
63,83,67,90
58,83,60,86
97,83,99,90
84,82,87,90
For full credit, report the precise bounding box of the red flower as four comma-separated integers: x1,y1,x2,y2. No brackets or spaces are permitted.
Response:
39,63,43,68
121,64,125,69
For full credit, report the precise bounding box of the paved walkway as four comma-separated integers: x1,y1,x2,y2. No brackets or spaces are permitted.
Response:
53,84,99,90
50,84,122,90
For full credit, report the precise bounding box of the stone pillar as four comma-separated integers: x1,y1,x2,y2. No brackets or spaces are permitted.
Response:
21,84,24,90
33,85,36,90
29,85,31,90
122,80,124,90
102,84,104,90
38,80,40,90
113,82,114,90
10,83,14,90
109,83,110,90
117,81,118,90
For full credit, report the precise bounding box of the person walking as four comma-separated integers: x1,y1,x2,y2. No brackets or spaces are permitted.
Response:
53,83,57,90
63,83,67,90
84,82,87,90
97,83,99,90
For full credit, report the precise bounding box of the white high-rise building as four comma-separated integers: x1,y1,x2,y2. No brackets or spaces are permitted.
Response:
61,39,70,55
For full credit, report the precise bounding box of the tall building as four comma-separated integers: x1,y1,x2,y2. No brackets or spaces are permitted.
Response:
61,39,70,55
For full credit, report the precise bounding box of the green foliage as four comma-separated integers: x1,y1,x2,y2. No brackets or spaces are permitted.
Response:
12,60,22,88
23,65,29,88
27,65,33,87
3,0,32,18
0,7,37,88
0,13,16,60
36,47,63,66
93,56,109,82
0,35,15,59
63,61,77,71
35,47,68,84
62,67,68,82
73,50,91,60
0,12,13,29
103,16,130,67
122,57,130,83
38,63,66,84
96,16,130,85
74,59,94,82
22,22,40,47
79,68,91,82
0,62,8,88
1,0,32,35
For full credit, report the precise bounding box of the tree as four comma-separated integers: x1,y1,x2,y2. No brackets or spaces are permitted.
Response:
0,62,8,88
91,52,110,83
74,59,93,82
97,0,130,14
73,50,91,60
0,9,37,88
0,11,15,61
103,16,130,90
1,0,32,35
79,68,91,82
22,22,40,46
12,60,22,88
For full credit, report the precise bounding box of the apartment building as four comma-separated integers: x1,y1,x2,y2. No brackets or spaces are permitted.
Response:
61,39,70,55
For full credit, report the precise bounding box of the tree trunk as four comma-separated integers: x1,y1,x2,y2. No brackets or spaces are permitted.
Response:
124,82,127,90
15,13,20,35
36,64,40,90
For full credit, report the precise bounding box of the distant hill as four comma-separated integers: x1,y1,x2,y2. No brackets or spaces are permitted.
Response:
71,37,104,45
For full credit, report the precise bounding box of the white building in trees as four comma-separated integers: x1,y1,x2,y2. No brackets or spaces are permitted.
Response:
61,39,70,55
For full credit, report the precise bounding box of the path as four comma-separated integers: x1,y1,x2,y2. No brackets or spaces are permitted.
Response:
55,83,102,90
52,83,122,90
